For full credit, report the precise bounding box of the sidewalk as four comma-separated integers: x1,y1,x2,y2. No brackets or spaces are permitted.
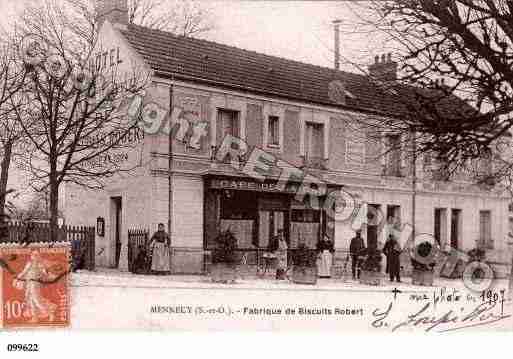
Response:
72,268,510,294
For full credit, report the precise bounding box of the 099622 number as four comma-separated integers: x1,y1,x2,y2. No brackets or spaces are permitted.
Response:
7,344,39,352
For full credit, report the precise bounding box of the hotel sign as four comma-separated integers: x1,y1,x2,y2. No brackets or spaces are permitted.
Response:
209,178,299,194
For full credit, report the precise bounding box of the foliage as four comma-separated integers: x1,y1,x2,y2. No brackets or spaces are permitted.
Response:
343,0,513,182
65,0,215,38
360,248,382,272
411,241,436,271
9,0,150,235
468,247,486,262
292,244,317,267
212,229,238,264
127,0,215,36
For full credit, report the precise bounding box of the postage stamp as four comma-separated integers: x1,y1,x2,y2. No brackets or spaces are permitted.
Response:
0,244,71,329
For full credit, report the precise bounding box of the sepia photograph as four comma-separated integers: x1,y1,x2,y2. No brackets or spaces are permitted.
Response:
0,0,512,345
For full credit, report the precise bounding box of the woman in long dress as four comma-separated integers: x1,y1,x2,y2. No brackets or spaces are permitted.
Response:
317,235,334,278
15,251,58,323
274,229,288,280
150,223,171,274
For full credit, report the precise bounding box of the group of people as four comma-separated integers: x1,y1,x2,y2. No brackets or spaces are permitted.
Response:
268,230,335,280
147,224,404,282
349,230,402,282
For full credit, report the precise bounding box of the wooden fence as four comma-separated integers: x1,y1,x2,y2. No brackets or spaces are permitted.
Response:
127,229,150,273
0,222,96,271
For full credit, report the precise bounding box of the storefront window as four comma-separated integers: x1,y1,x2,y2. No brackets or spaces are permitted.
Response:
219,191,257,249
290,209,321,249
291,209,320,223
220,191,257,220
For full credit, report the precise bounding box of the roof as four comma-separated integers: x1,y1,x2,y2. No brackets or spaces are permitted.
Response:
120,24,473,119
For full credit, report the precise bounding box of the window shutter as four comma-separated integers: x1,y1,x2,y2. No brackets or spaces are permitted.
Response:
400,134,406,168
380,137,387,166
233,113,240,138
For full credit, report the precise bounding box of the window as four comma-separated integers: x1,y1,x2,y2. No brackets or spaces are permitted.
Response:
386,205,401,229
218,109,240,138
479,210,492,249
477,148,493,179
220,191,257,220
434,208,447,246
305,122,324,160
291,209,320,223
268,116,280,147
423,152,433,168
450,209,461,250
346,136,365,165
385,134,402,176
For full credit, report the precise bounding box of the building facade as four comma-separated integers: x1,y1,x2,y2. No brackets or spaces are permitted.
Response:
64,1,511,273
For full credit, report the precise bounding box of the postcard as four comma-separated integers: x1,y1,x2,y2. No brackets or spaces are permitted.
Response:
0,0,512,341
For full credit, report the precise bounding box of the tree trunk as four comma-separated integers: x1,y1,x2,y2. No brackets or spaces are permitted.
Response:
509,253,513,300
0,141,13,220
49,163,59,241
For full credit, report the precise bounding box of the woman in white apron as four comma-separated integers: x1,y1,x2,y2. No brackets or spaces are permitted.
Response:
317,235,334,278
150,223,171,274
274,229,288,280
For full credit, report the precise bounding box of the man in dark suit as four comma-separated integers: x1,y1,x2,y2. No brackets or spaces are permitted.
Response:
349,230,365,279
383,234,401,282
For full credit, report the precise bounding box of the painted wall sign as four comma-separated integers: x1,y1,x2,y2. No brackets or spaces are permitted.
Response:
209,178,299,194
90,47,123,73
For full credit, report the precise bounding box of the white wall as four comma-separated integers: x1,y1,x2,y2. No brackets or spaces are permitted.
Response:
171,174,204,248
333,186,509,256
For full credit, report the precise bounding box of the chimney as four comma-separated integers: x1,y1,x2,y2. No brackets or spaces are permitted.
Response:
368,53,398,82
333,20,342,70
96,0,129,28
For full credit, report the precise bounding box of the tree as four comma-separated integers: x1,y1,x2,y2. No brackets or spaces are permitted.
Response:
12,0,150,237
342,0,513,181
63,0,215,38
128,0,215,36
0,32,28,220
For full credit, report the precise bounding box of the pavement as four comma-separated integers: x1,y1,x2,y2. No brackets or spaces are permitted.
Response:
67,268,513,330
72,268,512,295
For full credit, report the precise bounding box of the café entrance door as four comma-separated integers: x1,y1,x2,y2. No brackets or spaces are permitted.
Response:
258,210,289,249
257,195,290,249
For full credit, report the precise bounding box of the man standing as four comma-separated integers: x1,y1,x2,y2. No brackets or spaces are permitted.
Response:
383,234,401,282
349,230,365,279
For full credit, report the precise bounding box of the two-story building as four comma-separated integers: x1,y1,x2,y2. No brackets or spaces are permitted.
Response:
64,0,511,273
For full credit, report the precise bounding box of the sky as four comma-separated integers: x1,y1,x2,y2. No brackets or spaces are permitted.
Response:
205,0,387,72
1,0,386,71
0,0,388,208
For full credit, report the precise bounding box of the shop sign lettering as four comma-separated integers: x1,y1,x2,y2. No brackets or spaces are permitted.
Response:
209,179,299,194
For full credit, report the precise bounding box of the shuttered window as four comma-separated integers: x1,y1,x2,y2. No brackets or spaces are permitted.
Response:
479,210,492,249
268,116,280,146
218,109,240,138
385,134,401,176
305,122,324,160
